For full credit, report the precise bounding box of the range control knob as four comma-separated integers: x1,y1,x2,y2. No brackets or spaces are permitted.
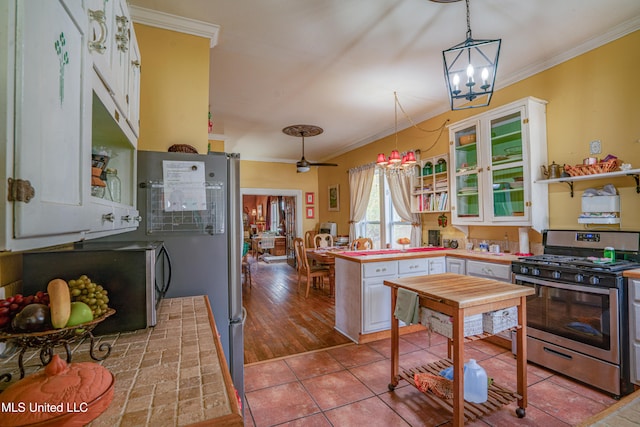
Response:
589,276,600,285
532,268,540,276
520,266,529,274
552,271,562,280
575,273,584,282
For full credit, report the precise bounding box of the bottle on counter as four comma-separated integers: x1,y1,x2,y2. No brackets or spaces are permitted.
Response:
106,168,121,203
464,359,488,403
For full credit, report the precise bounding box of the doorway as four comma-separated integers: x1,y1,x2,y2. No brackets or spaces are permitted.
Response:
240,188,303,266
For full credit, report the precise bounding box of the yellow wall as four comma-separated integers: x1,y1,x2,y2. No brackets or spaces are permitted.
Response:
134,24,640,246
132,26,324,234
134,24,210,153
241,160,320,233
318,30,640,245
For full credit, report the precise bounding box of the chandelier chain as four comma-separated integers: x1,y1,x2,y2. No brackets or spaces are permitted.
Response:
465,0,472,39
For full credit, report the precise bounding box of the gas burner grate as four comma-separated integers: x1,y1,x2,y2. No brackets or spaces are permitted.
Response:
517,255,640,272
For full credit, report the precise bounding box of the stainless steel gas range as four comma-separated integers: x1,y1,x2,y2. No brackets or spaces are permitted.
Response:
511,229,640,397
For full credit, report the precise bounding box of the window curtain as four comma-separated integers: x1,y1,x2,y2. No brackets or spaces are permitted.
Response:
387,173,422,246
348,163,376,240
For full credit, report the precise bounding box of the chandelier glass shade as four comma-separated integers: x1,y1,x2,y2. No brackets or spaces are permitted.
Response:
376,92,417,177
442,0,501,110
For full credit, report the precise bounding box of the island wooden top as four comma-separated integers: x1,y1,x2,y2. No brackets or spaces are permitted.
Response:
383,273,534,310
624,269,640,279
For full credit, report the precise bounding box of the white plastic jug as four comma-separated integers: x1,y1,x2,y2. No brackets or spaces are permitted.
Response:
464,359,488,403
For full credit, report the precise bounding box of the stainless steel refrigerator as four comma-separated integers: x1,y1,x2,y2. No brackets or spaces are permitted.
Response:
102,150,244,399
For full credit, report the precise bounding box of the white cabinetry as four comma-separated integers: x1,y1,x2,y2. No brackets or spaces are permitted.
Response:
336,255,445,342
629,278,640,385
0,0,140,252
467,260,511,282
1,0,93,251
362,261,398,334
427,257,446,274
446,257,466,275
87,0,140,130
411,155,449,213
449,97,549,232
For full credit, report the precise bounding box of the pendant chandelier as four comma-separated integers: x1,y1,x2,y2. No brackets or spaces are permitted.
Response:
441,0,501,110
376,92,417,177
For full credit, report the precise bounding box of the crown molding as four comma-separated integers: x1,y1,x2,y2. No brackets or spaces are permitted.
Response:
499,15,640,90
129,5,220,48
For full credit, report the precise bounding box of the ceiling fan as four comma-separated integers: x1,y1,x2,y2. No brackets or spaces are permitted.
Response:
282,124,338,173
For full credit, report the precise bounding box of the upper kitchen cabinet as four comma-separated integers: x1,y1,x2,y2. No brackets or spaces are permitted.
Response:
87,0,140,137
449,97,549,232
0,0,93,251
0,0,141,251
86,0,140,238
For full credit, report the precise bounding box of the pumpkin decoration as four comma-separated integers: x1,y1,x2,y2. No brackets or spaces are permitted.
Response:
0,355,114,426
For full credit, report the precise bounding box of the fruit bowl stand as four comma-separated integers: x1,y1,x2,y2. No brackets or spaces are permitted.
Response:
0,308,115,383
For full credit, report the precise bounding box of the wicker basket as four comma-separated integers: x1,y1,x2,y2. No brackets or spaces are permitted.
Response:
168,144,198,154
563,159,621,177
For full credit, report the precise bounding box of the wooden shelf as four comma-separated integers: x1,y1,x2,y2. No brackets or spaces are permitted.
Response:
398,359,521,424
535,168,640,197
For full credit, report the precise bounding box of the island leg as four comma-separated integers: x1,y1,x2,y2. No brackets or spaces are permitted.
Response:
452,307,465,426
515,296,528,418
388,286,400,390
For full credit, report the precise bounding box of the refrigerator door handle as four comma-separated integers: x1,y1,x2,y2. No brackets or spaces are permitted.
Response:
230,307,247,325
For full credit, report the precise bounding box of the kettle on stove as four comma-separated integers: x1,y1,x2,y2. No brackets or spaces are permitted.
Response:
541,161,562,179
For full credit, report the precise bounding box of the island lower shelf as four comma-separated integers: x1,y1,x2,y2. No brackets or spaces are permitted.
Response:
395,358,521,423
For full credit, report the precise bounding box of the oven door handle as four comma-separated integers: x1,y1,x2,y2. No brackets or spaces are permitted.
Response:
514,275,611,295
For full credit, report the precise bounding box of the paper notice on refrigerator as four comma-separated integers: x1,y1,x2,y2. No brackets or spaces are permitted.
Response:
162,160,207,211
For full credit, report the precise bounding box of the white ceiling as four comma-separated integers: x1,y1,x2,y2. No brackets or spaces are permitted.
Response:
129,0,640,166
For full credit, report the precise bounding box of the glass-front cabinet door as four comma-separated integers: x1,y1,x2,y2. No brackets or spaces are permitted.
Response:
449,97,549,231
452,123,482,222
487,110,527,221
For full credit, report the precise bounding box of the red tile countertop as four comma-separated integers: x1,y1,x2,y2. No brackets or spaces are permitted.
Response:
332,247,522,265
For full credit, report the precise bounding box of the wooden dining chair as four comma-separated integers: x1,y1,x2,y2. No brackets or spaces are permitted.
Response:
314,233,334,248
242,241,252,287
349,237,373,250
304,230,317,249
293,237,330,298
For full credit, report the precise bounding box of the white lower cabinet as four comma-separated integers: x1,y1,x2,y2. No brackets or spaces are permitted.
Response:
427,257,446,274
362,261,397,334
336,256,444,342
630,278,640,385
446,257,466,275
466,259,512,282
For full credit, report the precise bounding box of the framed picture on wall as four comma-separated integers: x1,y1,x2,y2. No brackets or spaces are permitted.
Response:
328,184,339,211
305,192,315,205
306,207,315,219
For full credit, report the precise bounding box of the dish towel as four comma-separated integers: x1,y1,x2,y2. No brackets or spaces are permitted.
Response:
394,288,420,325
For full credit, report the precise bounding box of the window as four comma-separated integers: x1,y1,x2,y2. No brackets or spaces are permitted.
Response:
356,171,412,249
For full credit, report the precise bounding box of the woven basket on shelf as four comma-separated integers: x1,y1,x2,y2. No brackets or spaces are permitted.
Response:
168,144,198,154
563,159,621,177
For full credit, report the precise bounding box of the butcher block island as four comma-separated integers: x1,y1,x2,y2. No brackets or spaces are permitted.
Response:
384,273,534,426
332,247,519,343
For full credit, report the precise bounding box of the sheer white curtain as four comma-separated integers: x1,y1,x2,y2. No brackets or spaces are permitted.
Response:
387,173,422,246
348,163,376,240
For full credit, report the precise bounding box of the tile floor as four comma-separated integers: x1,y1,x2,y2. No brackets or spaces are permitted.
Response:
243,331,622,427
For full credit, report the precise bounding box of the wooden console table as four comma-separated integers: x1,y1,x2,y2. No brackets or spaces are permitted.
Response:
384,273,534,426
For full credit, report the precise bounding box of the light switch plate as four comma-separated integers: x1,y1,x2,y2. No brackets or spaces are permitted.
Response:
590,140,602,155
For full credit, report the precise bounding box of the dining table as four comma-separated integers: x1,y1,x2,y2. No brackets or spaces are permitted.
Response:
306,247,344,297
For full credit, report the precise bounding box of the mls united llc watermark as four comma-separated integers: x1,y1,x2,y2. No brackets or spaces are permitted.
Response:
1,401,89,413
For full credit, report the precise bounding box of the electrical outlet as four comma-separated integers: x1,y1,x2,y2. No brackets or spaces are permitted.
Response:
590,140,602,155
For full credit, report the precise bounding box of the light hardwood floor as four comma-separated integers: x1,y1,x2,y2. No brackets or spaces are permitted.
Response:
242,257,351,364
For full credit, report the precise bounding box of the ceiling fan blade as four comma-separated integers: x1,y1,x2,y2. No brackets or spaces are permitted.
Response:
308,162,338,167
